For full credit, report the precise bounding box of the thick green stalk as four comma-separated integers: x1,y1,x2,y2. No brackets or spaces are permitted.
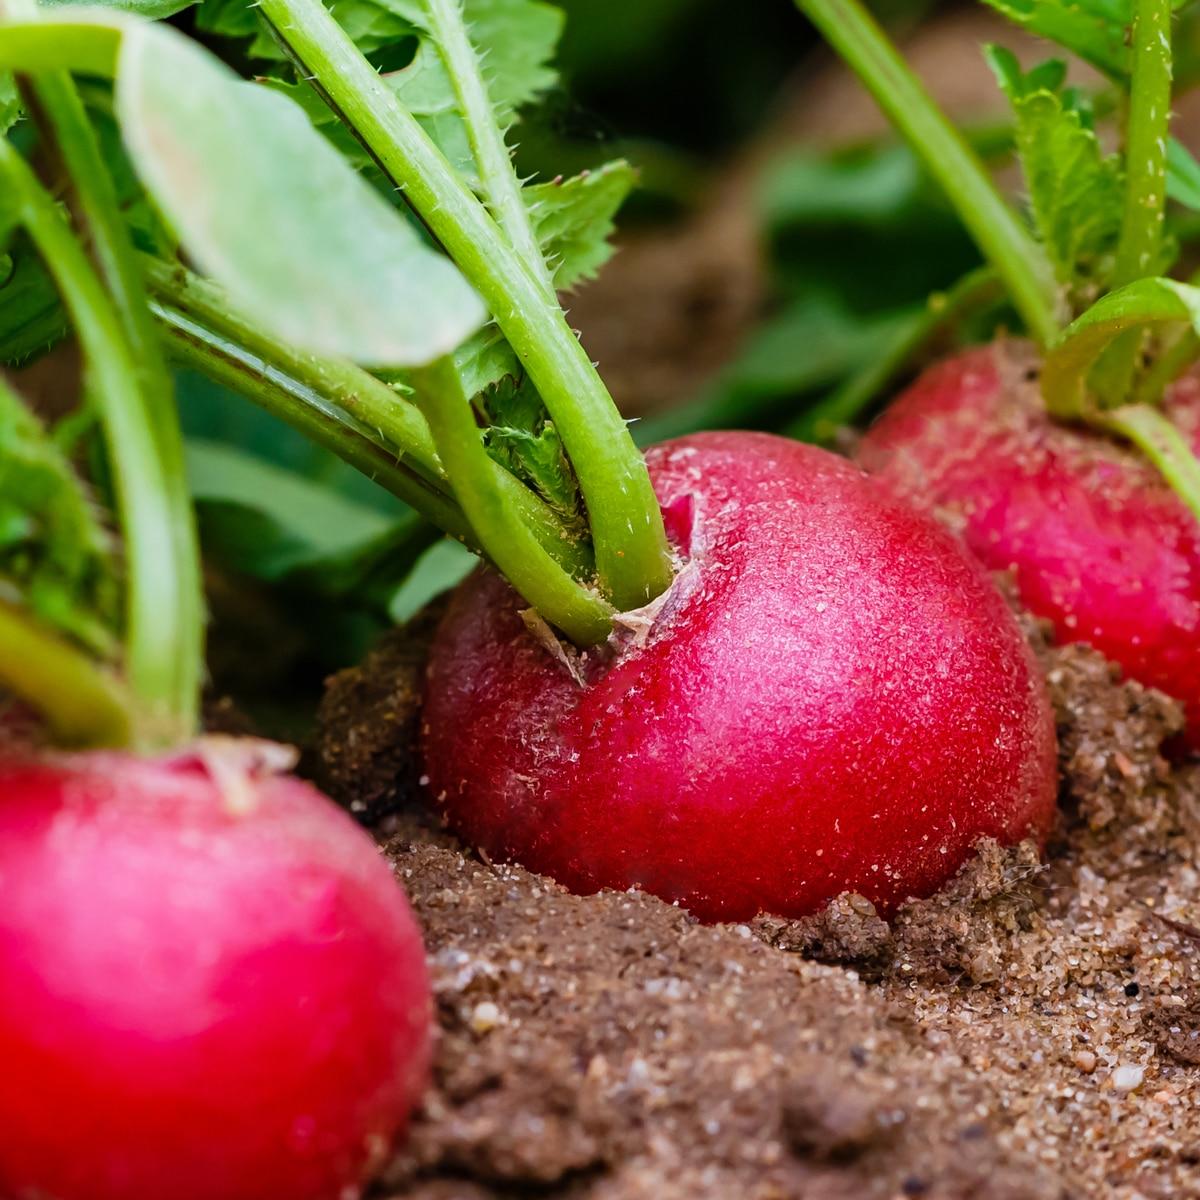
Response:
0,143,192,746
1093,0,1174,403
153,303,479,548
1113,0,1173,289
422,0,555,298
143,259,594,579
0,599,133,748
25,69,204,743
258,0,672,611
1098,404,1200,522
793,0,1062,347
412,356,614,645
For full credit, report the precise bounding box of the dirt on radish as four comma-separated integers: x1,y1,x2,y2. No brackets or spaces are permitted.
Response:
311,608,1200,1200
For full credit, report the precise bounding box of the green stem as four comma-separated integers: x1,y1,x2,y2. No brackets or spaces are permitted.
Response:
0,598,133,748
143,259,594,579
258,0,672,610
422,0,555,298
1041,276,1200,418
786,266,1003,443
1133,328,1200,404
412,356,614,645
24,68,203,744
153,303,479,548
793,0,1062,347
0,142,192,746
1113,0,1173,289
1097,404,1200,523
1092,0,1174,403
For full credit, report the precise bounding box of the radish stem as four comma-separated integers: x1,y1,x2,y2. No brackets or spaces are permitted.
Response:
422,0,556,299
143,259,594,579
792,0,1062,347
1093,0,1174,403
258,0,672,613
0,142,194,747
1113,0,1173,291
1099,404,1200,523
411,356,614,645
23,68,204,744
0,599,133,748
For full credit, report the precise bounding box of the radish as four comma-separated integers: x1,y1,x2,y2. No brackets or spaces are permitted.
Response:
0,746,430,1200
857,345,1200,746
2,1,1059,938
422,432,1056,921
0,69,431,1200
795,0,1200,746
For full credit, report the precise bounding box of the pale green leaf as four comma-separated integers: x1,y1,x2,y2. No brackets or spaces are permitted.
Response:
1167,137,1200,210
43,0,199,17
986,46,1123,288
524,160,637,288
116,20,486,365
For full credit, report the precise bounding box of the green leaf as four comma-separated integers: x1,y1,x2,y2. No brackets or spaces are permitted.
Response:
390,0,561,117
380,0,563,184
0,377,120,655
980,0,1131,78
186,435,450,630
1042,275,1200,415
0,72,19,136
387,536,474,622
524,160,636,288
1167,137,1200,210
986,45,1123,288
0,240,69,367
115,19,486,365
185,437,396,578
44,0,199,15
198,0,418,59
481,374,583,527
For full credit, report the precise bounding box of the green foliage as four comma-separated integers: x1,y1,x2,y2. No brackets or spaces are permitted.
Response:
524,160,636,288
387,0,562,121
1167,137,1200,210
0,378,120,654
481,374,583,529
986,46,1124,291
0,241,69,367
116,19,486,366
0,72,18,136
979,0,1132,78
44,0,198,16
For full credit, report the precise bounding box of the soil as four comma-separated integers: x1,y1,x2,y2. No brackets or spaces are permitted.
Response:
313,605,1200,1200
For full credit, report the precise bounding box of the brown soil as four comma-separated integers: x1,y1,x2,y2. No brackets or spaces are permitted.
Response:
316,611,1200,1200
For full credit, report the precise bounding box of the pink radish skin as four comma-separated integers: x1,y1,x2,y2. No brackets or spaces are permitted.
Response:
422,431,1056,922
0,744,430,1200
857,342,1200,748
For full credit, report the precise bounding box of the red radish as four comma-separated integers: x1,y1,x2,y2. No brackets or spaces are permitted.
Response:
421,432,1056,922
0,743,430,1200
856,343,1200,748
